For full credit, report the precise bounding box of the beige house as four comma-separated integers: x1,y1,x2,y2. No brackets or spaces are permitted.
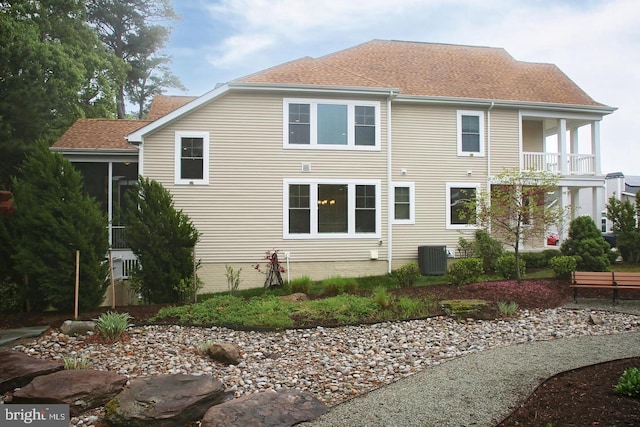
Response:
54,40,615,292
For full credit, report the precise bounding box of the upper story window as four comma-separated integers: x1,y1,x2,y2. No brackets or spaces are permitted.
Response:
457,110,485,157
284,99,380,150
446,182,480,229
284,179,381,239
392,182,415,224
175,131,209,185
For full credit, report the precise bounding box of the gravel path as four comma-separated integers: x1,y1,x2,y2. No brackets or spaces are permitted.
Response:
6,303,640,427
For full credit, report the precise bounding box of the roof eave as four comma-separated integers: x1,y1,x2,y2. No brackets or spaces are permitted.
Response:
51,147,138,156
395,94,616,115
228,82,401,96
127,84,230,142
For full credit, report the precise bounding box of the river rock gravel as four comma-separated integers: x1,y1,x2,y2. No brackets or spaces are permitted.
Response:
5,307,640,427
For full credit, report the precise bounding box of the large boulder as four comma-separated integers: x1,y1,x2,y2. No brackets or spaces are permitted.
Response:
104,374,230,427
206,343,241,365
0,350,63,393
12,369,127,416
60,320,95,336
201,389,328,427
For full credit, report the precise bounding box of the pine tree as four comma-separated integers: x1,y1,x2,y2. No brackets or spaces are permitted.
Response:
9,142,109,312
124,177,200,303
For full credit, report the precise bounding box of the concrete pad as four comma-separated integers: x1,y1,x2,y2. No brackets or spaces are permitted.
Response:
0,326,50,347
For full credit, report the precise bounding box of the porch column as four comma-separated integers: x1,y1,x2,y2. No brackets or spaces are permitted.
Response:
572,188,581,216
592,121,602,175
108,162,113,247
558,119,568,175
593,185,604,230
560,186,571,240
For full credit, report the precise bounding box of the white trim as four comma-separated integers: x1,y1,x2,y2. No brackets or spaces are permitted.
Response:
457,110,485,157
283,98,381,151
174,131,210,185
391,182,415,224
283,178,381,239
128,85,229,142
446,182,481,230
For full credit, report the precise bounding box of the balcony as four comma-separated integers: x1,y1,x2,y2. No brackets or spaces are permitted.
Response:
523,152,595,176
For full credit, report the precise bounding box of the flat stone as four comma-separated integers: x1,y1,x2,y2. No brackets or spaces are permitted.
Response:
104,374,230,427
0,349,63,393
13,369,127,416
201,389,328,427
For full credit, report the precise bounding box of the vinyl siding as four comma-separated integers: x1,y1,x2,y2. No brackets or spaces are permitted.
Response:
142,92,526,291
390,103,489,260
488,108,520,174
142,91,390,289
522,120,544,152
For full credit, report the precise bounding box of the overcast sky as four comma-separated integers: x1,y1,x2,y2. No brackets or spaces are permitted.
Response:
163,0,639,176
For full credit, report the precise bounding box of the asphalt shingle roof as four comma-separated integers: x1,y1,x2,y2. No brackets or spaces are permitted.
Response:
52,119,150,151
237,39,604,107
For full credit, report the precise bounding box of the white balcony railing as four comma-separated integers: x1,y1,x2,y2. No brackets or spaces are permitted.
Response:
523,152,595,176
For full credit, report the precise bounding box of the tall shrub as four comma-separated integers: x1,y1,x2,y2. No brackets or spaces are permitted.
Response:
560,216,610,271
124,177,200,304
606,195,640,264
9,142,109,311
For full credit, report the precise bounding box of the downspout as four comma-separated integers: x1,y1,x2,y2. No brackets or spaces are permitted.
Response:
387,90,397,275
487,101,494,183
486,102,494,234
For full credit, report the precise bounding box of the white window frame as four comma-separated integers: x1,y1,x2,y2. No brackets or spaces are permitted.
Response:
283,178,381,239
446,182,481,229
283,98,381,151
391,182,415,224
457,110,485,157
174,131,209,185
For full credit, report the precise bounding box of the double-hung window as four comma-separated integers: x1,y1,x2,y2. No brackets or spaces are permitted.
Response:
284,99,380,149
392,182,415,224
446,183,480,229
284,179,381,238
457,110,485,156
175,131,209,185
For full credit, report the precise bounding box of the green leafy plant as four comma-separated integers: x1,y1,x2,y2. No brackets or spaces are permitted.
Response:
474,230,504,272
550,255,578,279
225,265,242,295
497,301,519,317
373,286,390,308
495,253,526,280
521,252,548,269
446,258,483,286
560,215,610,271
289,276,311,294
615,367,640,397
62,354,89,370
0,278,22,313
393,262,421,288
93,311,133,341
322,276,348,296
173,277,203,304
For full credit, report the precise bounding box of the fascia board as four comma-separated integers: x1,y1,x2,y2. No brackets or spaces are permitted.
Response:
127,84,230,142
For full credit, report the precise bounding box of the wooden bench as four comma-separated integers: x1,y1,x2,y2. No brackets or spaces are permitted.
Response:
571,271,640,303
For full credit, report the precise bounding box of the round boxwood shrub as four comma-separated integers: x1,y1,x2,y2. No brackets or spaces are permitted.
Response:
550,255,578,279
494,253,526,280
446,258,483,286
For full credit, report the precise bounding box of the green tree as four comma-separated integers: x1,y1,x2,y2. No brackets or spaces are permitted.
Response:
560,216,610,271
606,195,640,264
87,0,183,118
7,141,109,312
470,169,566,283
123,177,200,303
0,1,118,188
